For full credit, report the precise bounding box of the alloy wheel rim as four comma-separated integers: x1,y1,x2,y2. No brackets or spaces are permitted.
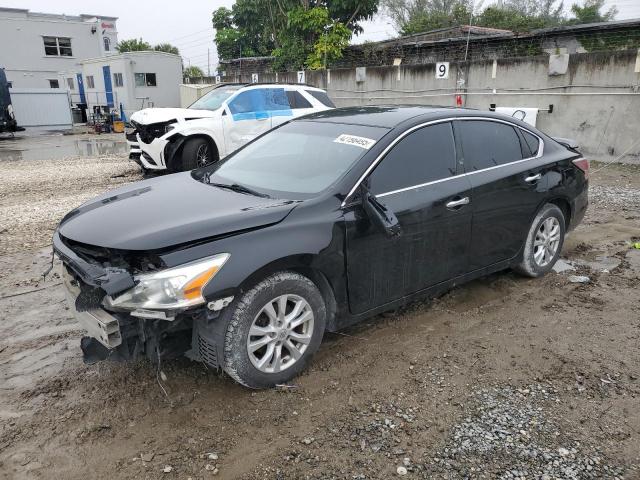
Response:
247,294,314,374
533,217,561,267
196,144,209,166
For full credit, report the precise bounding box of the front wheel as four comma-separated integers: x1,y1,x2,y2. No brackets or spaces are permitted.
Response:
514,203,565,278
221,272,326,389
179,137,218,171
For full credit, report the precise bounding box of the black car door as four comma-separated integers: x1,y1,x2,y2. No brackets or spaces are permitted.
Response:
344,121,473,315
454,119,549,270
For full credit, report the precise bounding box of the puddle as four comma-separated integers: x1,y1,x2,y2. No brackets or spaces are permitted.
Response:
0,136,128,161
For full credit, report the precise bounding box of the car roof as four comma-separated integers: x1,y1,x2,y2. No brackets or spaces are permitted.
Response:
215,82,324,91
298,105,540,128
299,105,475,128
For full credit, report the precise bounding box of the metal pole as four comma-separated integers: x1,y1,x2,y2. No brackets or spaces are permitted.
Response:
323,30,327,70
208,49,210,77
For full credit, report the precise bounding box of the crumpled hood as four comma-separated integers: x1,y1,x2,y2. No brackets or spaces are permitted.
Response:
58,173,298,251
130,107,216,125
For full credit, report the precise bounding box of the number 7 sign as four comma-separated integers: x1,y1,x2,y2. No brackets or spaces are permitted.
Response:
435,62,449,79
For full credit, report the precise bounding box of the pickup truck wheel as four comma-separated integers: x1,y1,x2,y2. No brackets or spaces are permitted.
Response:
222,272,326,389
179,138,217,171
514,203,565,278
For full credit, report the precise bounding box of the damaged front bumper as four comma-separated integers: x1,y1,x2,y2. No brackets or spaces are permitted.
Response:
137,133,187,171
62,263,196,365
54,231,230,367
63,267,122,349
54,232,196,364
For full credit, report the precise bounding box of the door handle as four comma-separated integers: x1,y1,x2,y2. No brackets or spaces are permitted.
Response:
446,197,470,209
525,173,542,183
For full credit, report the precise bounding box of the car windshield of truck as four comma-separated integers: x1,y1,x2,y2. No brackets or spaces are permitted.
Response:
189,86,241,111
197,121,389,200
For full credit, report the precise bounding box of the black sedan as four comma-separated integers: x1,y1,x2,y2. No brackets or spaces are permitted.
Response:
53,106,589,388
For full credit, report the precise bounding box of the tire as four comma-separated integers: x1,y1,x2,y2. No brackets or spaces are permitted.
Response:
221,271,326,389
514,203,566,278
178,137,217,171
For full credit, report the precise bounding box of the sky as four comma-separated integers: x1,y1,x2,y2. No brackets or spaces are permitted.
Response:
2,0,638,73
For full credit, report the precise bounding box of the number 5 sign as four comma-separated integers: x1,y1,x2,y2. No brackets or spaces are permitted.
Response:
435,62,449,79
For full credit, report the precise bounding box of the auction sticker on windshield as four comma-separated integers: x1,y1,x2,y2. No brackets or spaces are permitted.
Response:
333,134,376,150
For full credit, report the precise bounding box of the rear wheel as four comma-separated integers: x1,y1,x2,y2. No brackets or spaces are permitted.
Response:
514,203,565,277
221,272,326,389
179,137,218,171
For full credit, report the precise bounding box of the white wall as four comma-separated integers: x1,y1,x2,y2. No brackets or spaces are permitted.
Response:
180,84,215,108
129,53,182,112
0,9,118,89
80,52,182,120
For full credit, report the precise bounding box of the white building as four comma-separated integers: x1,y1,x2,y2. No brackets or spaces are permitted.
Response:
79,51,182,120
0,7,118,90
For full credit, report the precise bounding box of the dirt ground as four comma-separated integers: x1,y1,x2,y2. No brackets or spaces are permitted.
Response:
1,132,639,480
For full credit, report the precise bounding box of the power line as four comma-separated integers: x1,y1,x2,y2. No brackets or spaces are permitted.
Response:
176,41,215,53
172,35,215,49
164,27,213,43
182,51,212,61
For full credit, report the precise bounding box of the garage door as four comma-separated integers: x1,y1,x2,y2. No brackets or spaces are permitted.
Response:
9,88,73,128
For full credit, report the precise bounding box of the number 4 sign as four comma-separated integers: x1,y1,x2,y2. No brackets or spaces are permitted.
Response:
435,62,449,79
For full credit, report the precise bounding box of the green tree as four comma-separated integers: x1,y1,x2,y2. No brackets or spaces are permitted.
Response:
212,0,379,70
568,0,617,24
475,6,552,31
307,21,352,69
212,7,233,30
383,0,473,35
183,66,204,78
384,0,569,34
154,43,180,55
212,2,276,60
116,38,152,52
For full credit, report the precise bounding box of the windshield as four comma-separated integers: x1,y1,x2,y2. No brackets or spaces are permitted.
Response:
189,85,241,111
197,121,389,199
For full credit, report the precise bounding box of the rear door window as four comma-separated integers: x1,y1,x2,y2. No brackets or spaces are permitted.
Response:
286,91,312,109
457,120,524,171
456,120,524,172
369,122,457,195
228,88,290,119
262,88,290,113
306,90,336,108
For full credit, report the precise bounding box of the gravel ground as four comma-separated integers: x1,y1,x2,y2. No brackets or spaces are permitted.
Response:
0,133,141,254
0,137,639,479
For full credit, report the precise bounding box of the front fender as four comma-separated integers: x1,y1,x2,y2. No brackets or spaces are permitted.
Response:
158,204,347,316
172,119,226,156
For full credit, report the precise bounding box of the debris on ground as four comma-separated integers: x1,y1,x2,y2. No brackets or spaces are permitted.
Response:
552,259,575,273
568,275,590,283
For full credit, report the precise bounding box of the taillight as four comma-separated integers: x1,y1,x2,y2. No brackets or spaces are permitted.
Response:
572,158,589,180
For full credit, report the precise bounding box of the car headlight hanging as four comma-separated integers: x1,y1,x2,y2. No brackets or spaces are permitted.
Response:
105,253,230,311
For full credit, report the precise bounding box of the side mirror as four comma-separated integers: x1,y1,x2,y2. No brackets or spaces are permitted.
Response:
360,184,402,237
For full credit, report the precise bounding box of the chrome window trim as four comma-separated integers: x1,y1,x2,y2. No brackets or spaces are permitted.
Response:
341,116,544,206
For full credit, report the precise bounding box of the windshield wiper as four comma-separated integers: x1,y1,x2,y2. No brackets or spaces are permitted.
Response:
209,182,270,198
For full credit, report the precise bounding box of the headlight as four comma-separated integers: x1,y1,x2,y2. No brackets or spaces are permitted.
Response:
105,253,229,311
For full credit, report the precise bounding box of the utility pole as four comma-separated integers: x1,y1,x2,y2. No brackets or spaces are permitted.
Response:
207,49,210,77
323,30,327,70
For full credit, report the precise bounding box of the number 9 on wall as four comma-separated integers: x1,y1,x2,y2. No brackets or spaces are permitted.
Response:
435,62,449,79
